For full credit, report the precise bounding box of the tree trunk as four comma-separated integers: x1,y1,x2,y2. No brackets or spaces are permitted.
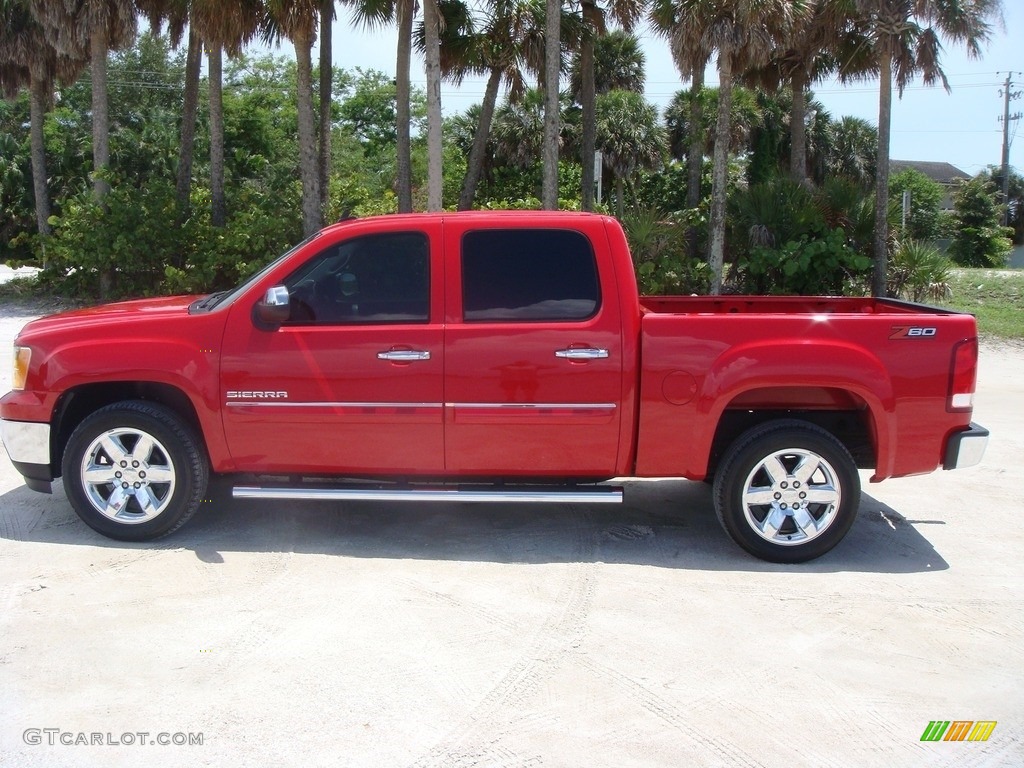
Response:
28,78,51,247
90,26,110,203
176,28,202,220
615,175,624,219
208,44,227,228
423,0,443,211
579,0,597,211
686,62,705,261
708,52,734,295
541,0,561,210
319,0,333,219
789,67,809,184
395,0,413,212
872,50,893,297
295,31,322,236
459,67,501,210
91,25,113,298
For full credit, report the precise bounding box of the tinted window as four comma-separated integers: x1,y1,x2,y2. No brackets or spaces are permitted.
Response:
284,232,429,324
461,229,600,322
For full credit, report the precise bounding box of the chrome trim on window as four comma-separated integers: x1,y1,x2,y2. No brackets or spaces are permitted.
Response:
0,419,50,465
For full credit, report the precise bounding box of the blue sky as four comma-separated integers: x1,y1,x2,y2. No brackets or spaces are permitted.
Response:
315,2,1022,179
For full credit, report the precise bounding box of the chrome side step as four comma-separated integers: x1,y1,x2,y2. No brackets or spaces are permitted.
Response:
232,485,623,504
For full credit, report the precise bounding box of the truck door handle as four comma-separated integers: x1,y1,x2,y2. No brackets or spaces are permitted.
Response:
554,348,609,360
377,350,431,361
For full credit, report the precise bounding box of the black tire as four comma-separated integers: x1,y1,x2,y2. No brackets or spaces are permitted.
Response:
712,420,860,563
61,401,209,541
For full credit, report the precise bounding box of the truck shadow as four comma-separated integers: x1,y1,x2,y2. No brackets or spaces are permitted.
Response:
0,479,948,574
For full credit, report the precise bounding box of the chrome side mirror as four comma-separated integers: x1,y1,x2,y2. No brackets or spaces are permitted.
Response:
253,285,290,329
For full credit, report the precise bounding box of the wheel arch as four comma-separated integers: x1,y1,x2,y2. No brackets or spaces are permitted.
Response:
51,382,203,478
705,387,879,480
696,340,895,480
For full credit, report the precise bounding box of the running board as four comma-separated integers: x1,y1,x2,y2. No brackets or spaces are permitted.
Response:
232,485,623,504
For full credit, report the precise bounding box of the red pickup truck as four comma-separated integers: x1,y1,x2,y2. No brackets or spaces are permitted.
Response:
1,212,988,562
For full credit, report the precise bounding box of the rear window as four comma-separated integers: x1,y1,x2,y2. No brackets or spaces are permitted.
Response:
461,229,600,322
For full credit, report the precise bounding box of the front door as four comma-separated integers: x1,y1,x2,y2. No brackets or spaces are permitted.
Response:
220,227,445,475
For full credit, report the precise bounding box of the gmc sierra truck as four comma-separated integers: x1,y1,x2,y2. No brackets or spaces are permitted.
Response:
1,212,989,562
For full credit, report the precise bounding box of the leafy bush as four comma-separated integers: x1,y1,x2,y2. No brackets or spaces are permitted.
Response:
743,227,869,295
623,206,710,294
164,183,303,294
947,176,1013,267
887,239,952,303
42,177,191,298
43,177,303,299
728,177,872,295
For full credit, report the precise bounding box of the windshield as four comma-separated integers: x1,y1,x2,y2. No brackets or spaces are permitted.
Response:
190,232,323,313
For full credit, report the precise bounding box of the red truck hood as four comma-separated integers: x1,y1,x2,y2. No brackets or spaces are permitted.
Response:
17,295,201,337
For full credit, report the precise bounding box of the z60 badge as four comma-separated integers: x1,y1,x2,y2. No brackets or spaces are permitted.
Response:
890,326,937,339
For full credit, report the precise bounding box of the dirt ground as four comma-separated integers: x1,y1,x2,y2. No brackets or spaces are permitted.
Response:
0,300,1021,767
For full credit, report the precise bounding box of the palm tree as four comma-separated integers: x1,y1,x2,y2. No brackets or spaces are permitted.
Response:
664,85,761,161
1,0,88,252
31,0,136,207
319,0,334,219
32,0,137,296
574,5,643,210
492,87,547,171
650,0,712,258
573,28,645,94
540,0,561,209
265,0,323,234
855,0,1002,296
422,0,443,210
745,1,867,184
426,0,553,209
654,0,809,293
827,115,876,189
352,0,414,211
594,89,666,217
191,0,264,227
137,0,201,217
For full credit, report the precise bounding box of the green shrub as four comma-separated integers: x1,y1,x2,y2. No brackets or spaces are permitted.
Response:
888,240,952,302
624,206,710,294
42,177,191,298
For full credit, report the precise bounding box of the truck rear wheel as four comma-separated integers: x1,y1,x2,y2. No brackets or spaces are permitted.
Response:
712,420,860,563
61,401,209,541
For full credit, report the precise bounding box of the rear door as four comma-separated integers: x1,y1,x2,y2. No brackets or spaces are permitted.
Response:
220,224,444,475
442,220,624,476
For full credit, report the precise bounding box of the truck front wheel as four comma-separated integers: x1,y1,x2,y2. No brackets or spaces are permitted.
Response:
713,420,860,563
61,401,209,541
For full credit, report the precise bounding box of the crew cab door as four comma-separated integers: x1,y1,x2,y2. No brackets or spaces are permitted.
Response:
443,221,624,476
220,226,444,474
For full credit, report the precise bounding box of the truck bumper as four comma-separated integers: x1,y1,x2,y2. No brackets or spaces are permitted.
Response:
0,419,53,493
943,422,989,470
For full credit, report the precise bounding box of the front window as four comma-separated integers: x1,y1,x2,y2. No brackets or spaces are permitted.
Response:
283,232,430,325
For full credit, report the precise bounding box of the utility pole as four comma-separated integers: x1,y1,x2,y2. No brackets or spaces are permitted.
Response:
998,72,1022,227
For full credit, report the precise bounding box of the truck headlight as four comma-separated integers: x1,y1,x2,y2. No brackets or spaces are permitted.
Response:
13,346,31,390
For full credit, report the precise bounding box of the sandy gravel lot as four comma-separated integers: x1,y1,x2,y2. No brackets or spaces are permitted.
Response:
0,299,1021,767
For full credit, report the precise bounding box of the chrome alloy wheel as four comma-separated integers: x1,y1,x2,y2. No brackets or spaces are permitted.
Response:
740,448,842,546
79,428,177,523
